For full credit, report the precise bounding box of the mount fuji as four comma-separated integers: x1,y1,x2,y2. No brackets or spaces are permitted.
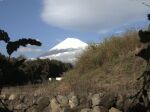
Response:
39,38,88,63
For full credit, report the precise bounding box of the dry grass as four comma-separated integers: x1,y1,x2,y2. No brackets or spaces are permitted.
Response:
2,31,147,97
61,31,146,96
75,31,140,73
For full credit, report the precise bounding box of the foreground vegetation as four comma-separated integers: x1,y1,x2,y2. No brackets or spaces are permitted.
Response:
0,54,72,86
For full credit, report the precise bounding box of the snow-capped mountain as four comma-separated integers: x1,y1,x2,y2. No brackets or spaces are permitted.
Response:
39,38,88,63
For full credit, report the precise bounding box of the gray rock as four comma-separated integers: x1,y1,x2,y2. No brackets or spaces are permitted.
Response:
88,93,93,99
25,105,37,112
92,106,100,112
0,101,5,110
9,94,16,101
68,92,75,99
51,97,62,112
109,107,122,112
57,95,69,107
99,106,109,112
37,97,50,104
14,103,28,110
41,106,51,112
0,94,9,100
123,98,133,112
92,106,109,112
69,95,79,109
35,97,50,112
80,108,92,112
61,107,72,112
100,93,117,109
7,104,14,111
92,94,100,107
116,94,124,110
148,90,150,101
19,95,26,103
87,93,93,107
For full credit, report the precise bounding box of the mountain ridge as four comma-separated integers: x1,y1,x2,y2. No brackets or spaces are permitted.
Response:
39,38,88,63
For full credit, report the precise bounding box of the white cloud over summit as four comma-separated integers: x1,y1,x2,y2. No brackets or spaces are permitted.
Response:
41,0,150,33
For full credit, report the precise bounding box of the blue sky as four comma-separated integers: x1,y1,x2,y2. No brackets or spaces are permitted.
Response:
0,0,149,58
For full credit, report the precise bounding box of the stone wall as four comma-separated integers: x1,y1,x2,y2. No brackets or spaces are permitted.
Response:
0,91,149,112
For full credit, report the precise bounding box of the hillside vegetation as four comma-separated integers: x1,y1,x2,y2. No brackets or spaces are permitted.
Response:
2,31,147,97
58,31,146,95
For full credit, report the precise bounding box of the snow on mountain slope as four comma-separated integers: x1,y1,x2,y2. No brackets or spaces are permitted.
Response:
50,38,88,51
39,38,88,63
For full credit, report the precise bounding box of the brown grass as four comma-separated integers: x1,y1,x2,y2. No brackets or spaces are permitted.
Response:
61,31,146,96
